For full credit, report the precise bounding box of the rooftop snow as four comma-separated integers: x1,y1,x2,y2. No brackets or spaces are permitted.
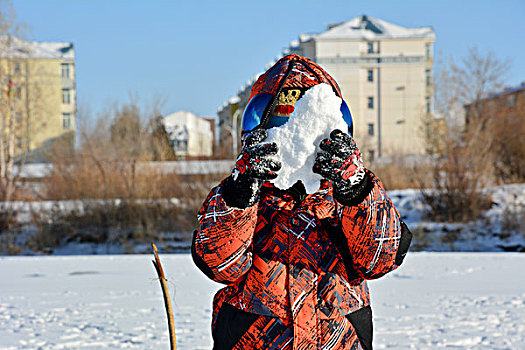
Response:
486,82,525,100
228,96,241,104
289,40,300,48
0,35,74,60
315,15,434,40
299,33,315,42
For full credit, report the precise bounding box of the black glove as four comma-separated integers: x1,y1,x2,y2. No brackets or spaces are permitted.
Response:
222,129,281,209
313,129,371,205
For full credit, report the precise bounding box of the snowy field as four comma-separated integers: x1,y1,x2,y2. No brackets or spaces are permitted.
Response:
1,253,524,349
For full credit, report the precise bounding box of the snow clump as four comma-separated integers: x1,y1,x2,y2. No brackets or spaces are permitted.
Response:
266,83,348,193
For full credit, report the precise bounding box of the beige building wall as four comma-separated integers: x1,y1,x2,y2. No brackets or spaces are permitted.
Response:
1,37,75,161
26,57,76,155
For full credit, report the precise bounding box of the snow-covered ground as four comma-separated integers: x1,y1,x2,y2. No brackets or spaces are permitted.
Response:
389,183,525,252
1,253,523,349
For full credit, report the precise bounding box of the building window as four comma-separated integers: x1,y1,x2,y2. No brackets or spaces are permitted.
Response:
367,69,373,82
172,139,188,152
368,150,375,162
61,63,70,79
62,113,71,128
178,140,188,152
508,94,517,108
368,123,374,136
62,89,71,104
367,42,374,54
425,43,432,59
368,97,374,109
426,97,431,113
14,62,21,74
16,137,22,149
15,87,22,99
425,69,431,87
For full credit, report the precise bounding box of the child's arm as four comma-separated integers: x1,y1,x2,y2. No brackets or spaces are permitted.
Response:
192,184,259,284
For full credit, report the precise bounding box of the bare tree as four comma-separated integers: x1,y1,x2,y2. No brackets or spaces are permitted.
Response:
0,1,31,206
421,47,512,222
435,47,509,128
46,97,175,200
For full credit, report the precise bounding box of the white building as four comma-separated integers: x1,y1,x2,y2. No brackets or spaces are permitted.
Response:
219,15,435,159
162,111,214,160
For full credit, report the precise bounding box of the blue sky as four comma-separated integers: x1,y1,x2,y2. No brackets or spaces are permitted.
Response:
12,0,525,118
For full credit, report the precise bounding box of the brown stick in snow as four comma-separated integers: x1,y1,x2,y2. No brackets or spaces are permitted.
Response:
152,243,177,350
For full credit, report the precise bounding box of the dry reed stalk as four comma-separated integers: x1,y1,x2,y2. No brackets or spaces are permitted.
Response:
152,243,177,350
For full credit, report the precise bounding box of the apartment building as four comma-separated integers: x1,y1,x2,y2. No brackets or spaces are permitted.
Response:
0,35,75,161
218,15,435,159
162,110,215,160
465,82,525,125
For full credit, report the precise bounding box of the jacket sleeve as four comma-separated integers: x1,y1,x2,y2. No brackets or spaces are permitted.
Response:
191,182,258,284
339,170,412,280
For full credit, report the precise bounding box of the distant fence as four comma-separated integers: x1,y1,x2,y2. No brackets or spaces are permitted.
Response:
16,160,235,180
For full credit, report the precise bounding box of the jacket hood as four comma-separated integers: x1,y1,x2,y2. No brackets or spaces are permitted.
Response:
241,54,352,135
249,55,342,101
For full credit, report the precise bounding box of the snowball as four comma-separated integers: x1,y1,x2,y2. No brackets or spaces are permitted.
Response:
266,83,348,193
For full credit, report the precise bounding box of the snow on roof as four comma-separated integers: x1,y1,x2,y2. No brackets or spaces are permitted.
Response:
299,33,315,42
315,15,434,40
219,73,262,113
162,110,213,134
238,74,260,95
289,40,300,48
0,35,74,60
164,110,198,121
486,82,525,100
217,101,229,113
228,96,241,104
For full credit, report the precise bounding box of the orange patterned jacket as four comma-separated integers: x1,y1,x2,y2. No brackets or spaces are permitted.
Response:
192,171,411,349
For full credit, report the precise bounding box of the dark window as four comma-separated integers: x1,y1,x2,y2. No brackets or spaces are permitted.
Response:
14,62,21,74
368,150,375,162
368,97,374,109
367,69,373,82
367,42,374,54
174,139,188,152
425,43,432,59
368,123,374,136
426,97,431,113
15,87,22,99
62,89,71,104
61,63,70,79
62,113,71,128
425,69,431,87
508,94,517,108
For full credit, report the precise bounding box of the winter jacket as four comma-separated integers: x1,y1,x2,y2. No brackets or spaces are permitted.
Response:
192,171,412,349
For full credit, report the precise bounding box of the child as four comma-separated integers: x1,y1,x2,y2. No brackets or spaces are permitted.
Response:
192,55,412,350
